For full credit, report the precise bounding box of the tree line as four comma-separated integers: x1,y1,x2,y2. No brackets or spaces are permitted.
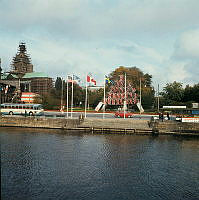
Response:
160,81,199,108
41,66,199,111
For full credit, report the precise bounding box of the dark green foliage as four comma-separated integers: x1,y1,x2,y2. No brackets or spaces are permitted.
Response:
160,81,184,105
160,82,199,108
183,84,199,103
88,88,104,108
55,77,63,91
42,77,85,110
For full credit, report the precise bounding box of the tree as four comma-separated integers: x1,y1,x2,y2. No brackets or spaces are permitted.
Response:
55,77,63,91
183,84,199,103
88,88,104,108
160,81,184,105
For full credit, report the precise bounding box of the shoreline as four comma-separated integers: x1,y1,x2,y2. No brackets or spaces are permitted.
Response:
0,116,199,137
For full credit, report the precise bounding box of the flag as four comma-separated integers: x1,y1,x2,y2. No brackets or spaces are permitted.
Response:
91,78,96,85
105,76,114,84
105,76,110,84
67,75,73,83
87,75,91,82
73,75,81,84
87,74,96,85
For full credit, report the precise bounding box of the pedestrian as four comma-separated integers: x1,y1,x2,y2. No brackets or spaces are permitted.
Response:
167,112,170,120
159,112,162,121
25,110,27,117
160,112,164,122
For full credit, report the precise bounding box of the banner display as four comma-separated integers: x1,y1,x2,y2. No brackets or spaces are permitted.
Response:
105,75,138,105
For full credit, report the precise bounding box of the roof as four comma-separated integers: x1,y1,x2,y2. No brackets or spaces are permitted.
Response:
1,73,18,79
23,72,49,78
1,73,8,80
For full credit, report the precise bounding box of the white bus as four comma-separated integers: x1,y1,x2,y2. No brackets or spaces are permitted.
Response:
0,103,44,116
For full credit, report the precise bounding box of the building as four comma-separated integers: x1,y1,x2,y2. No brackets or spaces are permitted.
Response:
0,42,53,103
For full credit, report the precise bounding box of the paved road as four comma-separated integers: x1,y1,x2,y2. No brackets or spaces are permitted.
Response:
44,111,163,120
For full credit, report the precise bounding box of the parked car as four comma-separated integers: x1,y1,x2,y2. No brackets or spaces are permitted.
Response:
114,111,134,118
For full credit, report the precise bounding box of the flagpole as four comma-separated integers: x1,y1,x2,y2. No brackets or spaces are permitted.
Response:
103,75,106,119
66,76,69,118
85,75,87,118
60,78,63,112
124,73,126,119
71,75,74,118
140,78,141,116
157,84,159,113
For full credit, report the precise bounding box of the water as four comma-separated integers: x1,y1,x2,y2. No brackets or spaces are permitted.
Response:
1,128,199,200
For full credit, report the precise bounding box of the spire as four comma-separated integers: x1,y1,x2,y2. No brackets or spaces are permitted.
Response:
11,42,33,74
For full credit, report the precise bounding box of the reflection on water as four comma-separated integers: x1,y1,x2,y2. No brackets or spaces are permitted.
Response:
1,128,199,200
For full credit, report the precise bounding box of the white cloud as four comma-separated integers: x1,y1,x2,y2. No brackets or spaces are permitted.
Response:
1,0,199,39
174,29,199,60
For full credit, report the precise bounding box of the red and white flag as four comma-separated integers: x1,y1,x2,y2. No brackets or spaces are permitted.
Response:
87,75,96,85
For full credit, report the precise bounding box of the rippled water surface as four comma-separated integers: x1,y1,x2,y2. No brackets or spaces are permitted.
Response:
1,128,199,200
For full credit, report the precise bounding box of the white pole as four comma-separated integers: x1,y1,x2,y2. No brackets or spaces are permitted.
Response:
103,75,106,119
124,73,127,119
85,75,87,118
157,84,159,113
71,75,74,118
140,78,141,116
61,78,63,112
66,76,69,118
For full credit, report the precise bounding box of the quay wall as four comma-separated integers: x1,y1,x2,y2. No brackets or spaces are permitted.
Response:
149,121,199,136
78,118,150,129
1,116,198,136
0,116,80,129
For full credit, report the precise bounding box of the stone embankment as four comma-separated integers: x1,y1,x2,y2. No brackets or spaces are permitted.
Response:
0,116,199,136
0,116,152,134
79,118,150,129
149,120,199,136
0,116,80,129
76,118,152,134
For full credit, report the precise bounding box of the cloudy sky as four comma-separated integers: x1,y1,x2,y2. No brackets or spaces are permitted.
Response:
0,0,199,90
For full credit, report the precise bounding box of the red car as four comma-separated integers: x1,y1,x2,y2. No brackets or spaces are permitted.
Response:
114,111,134,118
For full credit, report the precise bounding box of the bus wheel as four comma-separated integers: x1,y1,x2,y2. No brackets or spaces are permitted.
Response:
9,111,13,115
29,112,34,116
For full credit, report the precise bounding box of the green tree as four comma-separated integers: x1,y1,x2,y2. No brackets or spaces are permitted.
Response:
55,77,63,91
160,81,184,105
183,83,199,104
88,88,104,108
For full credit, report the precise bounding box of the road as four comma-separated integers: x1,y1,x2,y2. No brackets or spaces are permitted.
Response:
44,111,162,120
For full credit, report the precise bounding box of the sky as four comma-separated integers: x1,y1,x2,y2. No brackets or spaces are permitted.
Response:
0,0,199,90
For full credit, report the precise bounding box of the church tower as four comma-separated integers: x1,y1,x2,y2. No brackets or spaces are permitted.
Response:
11,42,33,75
